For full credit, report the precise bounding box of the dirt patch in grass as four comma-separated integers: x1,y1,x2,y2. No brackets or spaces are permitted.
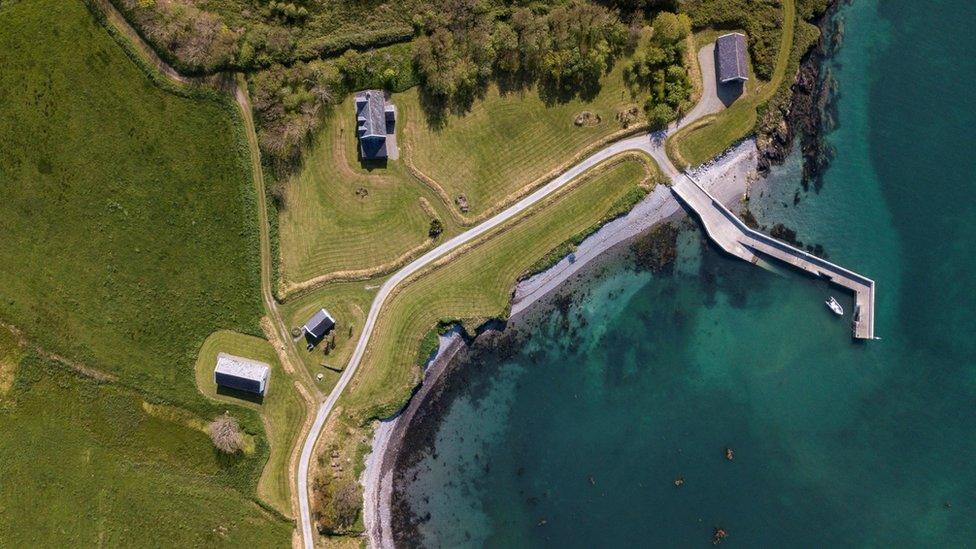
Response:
0,324,24,396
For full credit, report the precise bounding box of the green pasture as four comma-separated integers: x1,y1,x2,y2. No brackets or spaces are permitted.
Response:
397,60,644,218
277,99,457,287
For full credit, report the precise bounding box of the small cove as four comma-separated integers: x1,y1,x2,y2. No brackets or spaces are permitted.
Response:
390,1,976,545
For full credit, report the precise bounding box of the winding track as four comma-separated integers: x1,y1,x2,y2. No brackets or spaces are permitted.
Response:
296,44,726,549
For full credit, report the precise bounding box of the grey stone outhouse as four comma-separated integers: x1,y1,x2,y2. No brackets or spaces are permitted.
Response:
213,353,270,396
303,308,336,343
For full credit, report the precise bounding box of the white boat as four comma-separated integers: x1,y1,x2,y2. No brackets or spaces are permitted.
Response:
826,296,844,316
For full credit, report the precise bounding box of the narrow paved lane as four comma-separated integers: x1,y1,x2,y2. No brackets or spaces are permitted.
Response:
296,44,727,548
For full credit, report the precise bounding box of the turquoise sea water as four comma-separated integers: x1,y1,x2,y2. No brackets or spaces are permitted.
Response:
395,1,976,545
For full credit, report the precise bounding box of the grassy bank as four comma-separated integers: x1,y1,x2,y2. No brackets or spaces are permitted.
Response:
666,0,797,168
0,0,293,542
397,60,644,218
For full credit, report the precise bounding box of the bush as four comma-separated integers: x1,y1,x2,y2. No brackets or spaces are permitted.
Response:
645,102,675,129
209,413,244,454
428,218,444,238
626,11,692,125
116,0,240,72
312,475,360,534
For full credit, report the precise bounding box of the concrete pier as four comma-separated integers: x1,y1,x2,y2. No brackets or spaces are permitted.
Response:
672,174,876,339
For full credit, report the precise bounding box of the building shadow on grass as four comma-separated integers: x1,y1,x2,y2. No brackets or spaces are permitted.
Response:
713,45,746,107
216,385,265,405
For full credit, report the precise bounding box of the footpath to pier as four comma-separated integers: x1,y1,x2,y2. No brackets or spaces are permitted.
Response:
672,173,876,340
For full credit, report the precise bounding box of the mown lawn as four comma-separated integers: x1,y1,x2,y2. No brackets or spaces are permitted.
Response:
341,156,657,422
666,0,797,167
278,99,457,287
194,331,306,518
0,0,292,543
397,60,644,218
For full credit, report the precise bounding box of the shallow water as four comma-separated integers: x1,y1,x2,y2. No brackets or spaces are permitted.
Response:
396,1,976,545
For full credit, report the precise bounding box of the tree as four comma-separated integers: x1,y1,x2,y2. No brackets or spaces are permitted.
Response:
209,413,244,454
429,218,444,238
493,21,520,74
651,11,691,44
645,101,675,129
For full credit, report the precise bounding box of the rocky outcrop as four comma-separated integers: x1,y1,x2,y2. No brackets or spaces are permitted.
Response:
756,0,845,191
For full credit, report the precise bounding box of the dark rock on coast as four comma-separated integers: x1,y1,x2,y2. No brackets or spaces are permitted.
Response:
389,327,528,546
630,222,679,274
756,0,846,191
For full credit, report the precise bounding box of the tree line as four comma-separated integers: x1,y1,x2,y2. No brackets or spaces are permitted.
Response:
411,0,634,106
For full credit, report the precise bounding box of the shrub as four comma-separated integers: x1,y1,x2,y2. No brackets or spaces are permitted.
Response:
312,475,360,534
209,413,244,454
428,218,444,238
645,102,675,129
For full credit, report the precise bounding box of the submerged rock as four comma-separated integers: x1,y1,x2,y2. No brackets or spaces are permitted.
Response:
631,222,679,274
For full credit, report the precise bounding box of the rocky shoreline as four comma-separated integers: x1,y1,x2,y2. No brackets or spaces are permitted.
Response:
361,140,758,548
359,6,850,542
756,0,846,191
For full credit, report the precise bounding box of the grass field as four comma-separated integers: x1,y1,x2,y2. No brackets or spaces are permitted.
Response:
278,99,457,288
0,0,262,406
341,156,657,421
194,331,306,517
0,0,293,543
397,61,644,218
0,355,292,547
666,0,797,168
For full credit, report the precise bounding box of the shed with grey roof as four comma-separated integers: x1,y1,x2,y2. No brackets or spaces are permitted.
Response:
355,90,397,160
715,33,749,83
214,353,270,396
303,308,336,342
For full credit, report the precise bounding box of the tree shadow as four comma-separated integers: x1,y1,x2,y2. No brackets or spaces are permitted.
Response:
416,81,489,130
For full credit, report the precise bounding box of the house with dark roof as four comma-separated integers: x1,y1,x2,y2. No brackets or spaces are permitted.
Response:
214,353,271,396
715,33,749,84
303,308,336,346
355,90,397,160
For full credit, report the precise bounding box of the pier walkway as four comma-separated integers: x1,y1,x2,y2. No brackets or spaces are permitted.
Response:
672,173,876,339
